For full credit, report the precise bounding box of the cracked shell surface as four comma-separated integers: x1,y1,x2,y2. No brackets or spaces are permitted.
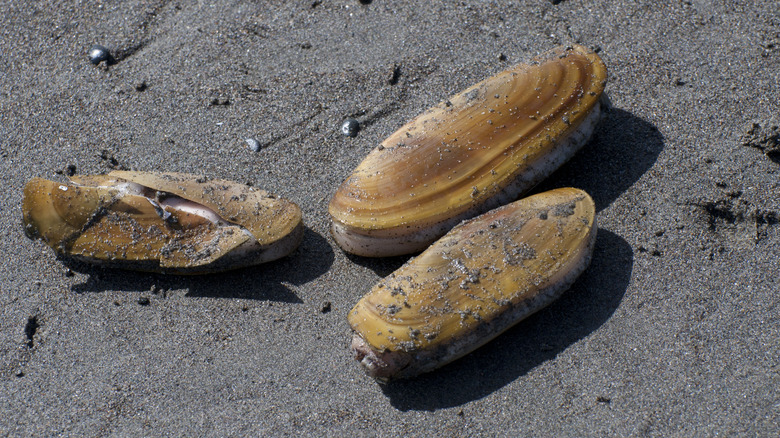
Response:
348,188,597,380
22,171,303,274
329,44,606,257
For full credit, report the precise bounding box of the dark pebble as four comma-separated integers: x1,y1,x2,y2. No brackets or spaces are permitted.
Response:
341,119,360,137
245,138,261,152
320,301,332,314
359,0,372,4
88,45,112,65
137,296,151,306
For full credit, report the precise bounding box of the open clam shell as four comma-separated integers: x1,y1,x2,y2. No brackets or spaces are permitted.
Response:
22,171,303,274
348,187,596,381
329,44,606,257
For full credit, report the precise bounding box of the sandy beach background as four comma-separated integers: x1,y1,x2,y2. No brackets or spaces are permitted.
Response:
1,0,778,435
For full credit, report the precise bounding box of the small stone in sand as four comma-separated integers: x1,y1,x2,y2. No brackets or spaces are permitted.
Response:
246,138,262,152
88,45,112,65
341,119,360,137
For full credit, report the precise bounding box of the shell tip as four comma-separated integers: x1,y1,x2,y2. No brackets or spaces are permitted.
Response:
351,334,410,382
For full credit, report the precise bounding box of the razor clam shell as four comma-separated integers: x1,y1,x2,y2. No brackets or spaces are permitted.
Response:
329,44,606,257
22,171,303,274
347,187,597,380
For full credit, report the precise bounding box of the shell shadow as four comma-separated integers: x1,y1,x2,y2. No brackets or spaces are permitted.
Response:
67,227,333,302
379,229,632,411
344,252,412,278
535,106,665,212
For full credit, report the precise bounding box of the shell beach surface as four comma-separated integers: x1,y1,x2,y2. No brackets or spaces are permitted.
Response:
330,44,606,257
3,0,779,435
22,171,303,273
348,188,597,380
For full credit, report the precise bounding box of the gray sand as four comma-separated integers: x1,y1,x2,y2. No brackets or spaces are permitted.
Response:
1,1,778,436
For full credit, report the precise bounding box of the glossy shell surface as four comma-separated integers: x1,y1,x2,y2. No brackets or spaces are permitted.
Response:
329,44,606,257
22,171,303,273
348,188,597,380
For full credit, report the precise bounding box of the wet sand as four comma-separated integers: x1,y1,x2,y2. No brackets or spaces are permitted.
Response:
1,1,778,435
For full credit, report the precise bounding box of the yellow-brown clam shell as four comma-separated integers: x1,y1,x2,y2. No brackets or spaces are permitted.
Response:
22,171,303,274
348,187,596,380
329,45,606,257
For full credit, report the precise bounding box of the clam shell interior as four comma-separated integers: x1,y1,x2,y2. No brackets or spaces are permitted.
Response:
22,171,303,273
348,187,597,379
330,44,606,257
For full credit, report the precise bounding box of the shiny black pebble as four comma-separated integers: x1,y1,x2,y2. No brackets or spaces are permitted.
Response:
341,119,360,137
88,45,112,65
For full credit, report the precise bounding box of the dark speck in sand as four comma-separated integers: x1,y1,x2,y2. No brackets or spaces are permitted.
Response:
210,97,231,106
56,164,77,176
388,64,401,85
24,316,39,348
